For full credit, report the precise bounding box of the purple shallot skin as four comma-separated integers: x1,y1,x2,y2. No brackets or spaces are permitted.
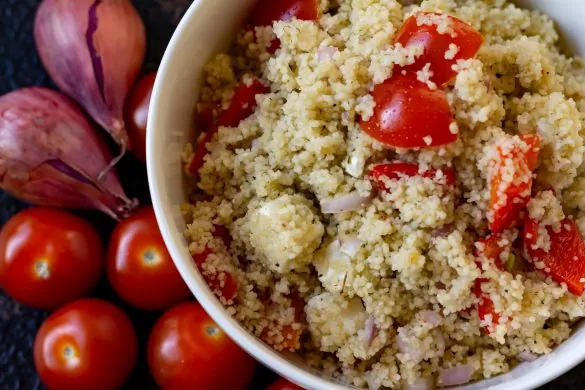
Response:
0,88,137,219
34,0,146,153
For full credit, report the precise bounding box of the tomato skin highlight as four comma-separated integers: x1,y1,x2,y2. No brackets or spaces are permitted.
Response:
360,73,456,149
189,77,269,175
106,206,191,311
268,377,304,390
488,134,540,233
125,72,156,163
0,208,103,310
34,299,138,389
370,162,456,191
247,0,319,28
395,12,484,86
523,217,585,296
147,302,257,390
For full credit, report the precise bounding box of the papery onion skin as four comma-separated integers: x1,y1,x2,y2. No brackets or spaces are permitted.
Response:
0,88,137,219
34,0,146,151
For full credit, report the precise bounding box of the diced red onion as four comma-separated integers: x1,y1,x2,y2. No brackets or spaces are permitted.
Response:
317,46,339,62
321,192,372,214
432,224,455,238
341,237,363,257
364,316,379,347
365,370,383,390
404,377,436,390
518,351,539,362
397,333,424,364
421,310,442,327
435,331,446,356
438,364,474,387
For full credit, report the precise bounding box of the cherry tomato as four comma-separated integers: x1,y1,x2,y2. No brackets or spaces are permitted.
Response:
523,217,585,295
488,134,540,233
107,206,191,311
34,299,138,389
247,0,319,28
189,76,269,175
0,208,103,310
370,162,456,191
268,377,304,390
147,302,257,390
395,12,484,86
125,72,156,162
360,73,456,149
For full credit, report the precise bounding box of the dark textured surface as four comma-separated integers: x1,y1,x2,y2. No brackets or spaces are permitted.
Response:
0,0,583,389
0,1,277,389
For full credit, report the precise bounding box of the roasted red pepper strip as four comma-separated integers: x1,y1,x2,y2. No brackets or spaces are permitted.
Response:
523,217,585,296
370,162,456,191
474,233,508,333
189,77,269,175
395,12,484,86
488,134,540,233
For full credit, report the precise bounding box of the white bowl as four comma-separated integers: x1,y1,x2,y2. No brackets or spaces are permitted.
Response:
147,1,585,389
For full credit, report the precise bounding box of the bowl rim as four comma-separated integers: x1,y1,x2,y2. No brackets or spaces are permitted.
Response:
147,1,585,389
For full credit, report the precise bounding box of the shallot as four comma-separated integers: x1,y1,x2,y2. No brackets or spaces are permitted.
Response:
0,88,137,219
438,364,475,387
403,377,436,390
321,192,373,214
518,351,539,362
34,0,146,167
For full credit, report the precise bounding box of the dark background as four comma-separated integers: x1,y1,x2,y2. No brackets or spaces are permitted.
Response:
0,0,582,389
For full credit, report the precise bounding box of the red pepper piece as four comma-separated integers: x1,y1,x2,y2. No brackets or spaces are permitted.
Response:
523,217,585,296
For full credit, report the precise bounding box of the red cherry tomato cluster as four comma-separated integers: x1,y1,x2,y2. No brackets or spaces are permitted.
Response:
0,207,261,389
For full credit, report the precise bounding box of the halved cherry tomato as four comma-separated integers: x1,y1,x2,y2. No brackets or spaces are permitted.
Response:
125,72,156,163
189,77,269,175
523,217,585,295
370,162,456,191
268,377,304,390
488,134,540,233
0,208,103,310
395,12,484,86
260,295,305,351
106,206,191,311
147,302,257,390
359,73,456,149
34,299,138,389
247,0,319,28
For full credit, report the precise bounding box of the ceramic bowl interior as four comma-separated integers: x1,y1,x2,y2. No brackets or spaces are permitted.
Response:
147,1,585,389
